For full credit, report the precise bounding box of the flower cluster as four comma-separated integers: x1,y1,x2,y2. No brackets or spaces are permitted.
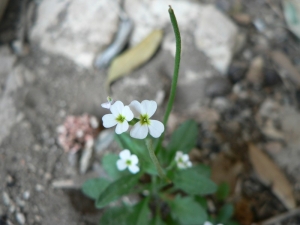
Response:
57,114,100,153
175,151,192,169
102,99,164,139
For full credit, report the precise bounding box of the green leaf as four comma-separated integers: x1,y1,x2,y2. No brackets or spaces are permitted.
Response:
169,196,207,225
217,203,234,224
127,198,151,225
150,216,167,225
115,133,157,175
102,153,122,180
166,120,198,164
216,182,230,201
195,196,208,210
99,206,131,225
106,30,163,91
96,174,140,208
82,178,110,200
172,167,217,195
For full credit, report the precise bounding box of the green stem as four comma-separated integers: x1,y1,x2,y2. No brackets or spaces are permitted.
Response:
146,139,170,182
156,5,181,152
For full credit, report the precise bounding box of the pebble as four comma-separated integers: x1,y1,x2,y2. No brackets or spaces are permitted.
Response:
205,77,232,97
212,97,232,112
2,191,11,205
228,62,247,83
16,212,26,225
35,184,44,192
232,13,252,25
16,197,25,207
6,175,15,186
246,56,264,87
23,191,30,200
263,68,282,86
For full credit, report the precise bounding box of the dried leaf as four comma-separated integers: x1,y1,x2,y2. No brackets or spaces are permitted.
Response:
271,50,300,87
248,144,296,210
106,30,163,92
283,0,300,39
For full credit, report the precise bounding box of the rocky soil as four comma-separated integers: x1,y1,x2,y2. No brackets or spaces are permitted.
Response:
1,0,300,224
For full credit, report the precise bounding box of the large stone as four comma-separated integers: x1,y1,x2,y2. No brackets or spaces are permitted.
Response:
30,0,119,68
194,5,239,74
124,0,203,46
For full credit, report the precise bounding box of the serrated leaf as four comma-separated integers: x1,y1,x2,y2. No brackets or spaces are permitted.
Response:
106,30,163,90
173,167,217,195
102,153,122,180
96,174,140,208
169,196,207,225
99,206,131,225
82,178,110,200
127,198,151,225
217,203,234,224
115,133,157,175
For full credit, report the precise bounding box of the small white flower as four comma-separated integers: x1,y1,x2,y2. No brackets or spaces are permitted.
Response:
102,101,134,134
116,149,140,174
101,96,114,109
203,222,223,225
129,100,164,139
175,151,192,169
204,222,213,225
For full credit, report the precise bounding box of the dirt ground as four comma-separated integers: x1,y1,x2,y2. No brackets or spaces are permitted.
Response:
1,0,300,224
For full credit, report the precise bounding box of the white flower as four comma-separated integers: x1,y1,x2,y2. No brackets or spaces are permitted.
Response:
175,151,192,169
101,96,114,109
204,222,213,225
102,101,134,134
116,149,140,174
203,222,223,225
129,100,164,139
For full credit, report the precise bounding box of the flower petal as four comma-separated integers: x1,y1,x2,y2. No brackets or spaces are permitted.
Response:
102,114,117,128
110,101,124,117
116,159,127,171
182,154,189,161
122,106,134,121
148,120,164,138
130,154,139,164
129,100,142,118
128,164,140,174
130,123,148,139
175,151,183,161
115,121,129,134
119,149,131,160
101,102,111,109
187,161,192,167
141,100,157,118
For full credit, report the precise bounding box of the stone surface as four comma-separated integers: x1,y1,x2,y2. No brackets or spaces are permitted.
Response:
194,5,239,74
124,0,203,46
30,0,119,68
205,77,232,97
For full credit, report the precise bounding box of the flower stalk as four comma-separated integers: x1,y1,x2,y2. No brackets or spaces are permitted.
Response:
156,6,181,152
146,139,170,182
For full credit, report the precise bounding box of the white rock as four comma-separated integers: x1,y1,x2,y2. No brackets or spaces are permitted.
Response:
16,212,26,225
124,0,203,45
79,139,94,174
30,0,120,68
194,5,239,74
